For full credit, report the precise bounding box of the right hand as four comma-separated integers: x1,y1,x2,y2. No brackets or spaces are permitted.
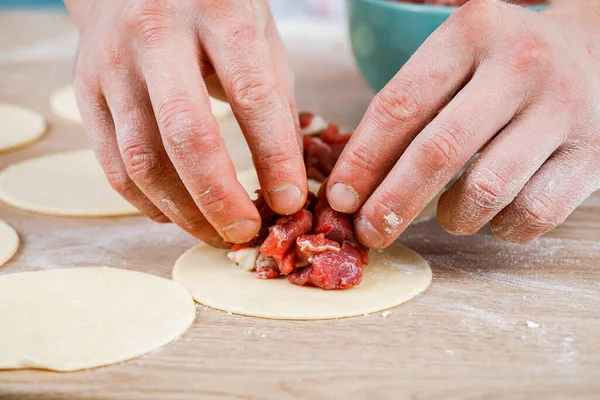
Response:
66,0,307,247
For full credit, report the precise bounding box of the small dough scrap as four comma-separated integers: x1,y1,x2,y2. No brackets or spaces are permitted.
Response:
0,149,140,217
0,103,46,152
50,85,81,123
0,267,195,372
209,97,233,121
173,242,431,320
237,168,322,198
50,84,232,123
0,220,19,266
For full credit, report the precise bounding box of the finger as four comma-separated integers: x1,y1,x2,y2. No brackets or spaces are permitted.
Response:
263,10,302,149
491,145,600,244
136,31,261,243
72,74,169,223
355,63,528,248
326,10,479,213
101,72,228,247
201,10,307,215
437,105,568,235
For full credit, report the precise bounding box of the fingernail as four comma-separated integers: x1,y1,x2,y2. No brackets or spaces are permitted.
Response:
222,219,260,243
355,216,385,248
268,185,304,215
328,182,359,212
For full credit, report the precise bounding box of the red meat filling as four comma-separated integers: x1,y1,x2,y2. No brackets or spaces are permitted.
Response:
228,112,369,290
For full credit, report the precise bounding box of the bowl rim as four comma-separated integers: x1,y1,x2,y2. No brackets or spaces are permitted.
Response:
352,0,547,14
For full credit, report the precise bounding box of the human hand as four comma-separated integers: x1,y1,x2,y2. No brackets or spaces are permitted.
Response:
327,0,600,247
65,0,306,247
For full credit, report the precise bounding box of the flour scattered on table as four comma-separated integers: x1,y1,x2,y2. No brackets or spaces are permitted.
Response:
381,311,392,318
526,320,540,328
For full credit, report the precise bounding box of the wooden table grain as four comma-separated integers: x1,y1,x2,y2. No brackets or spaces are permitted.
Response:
1,11,599,400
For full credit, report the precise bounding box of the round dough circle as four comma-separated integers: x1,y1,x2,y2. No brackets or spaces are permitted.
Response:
173,242,431,320
50,85,82,123
0,149,140,217
0,267,196,372
0,103,47,152
0,220,19,266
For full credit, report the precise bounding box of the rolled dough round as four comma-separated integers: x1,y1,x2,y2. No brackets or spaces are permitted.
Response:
0,103,47,152
50,85,82,124
0,267,196,372
50,84,232,123
0,220,19,266
173,242,431,320
0,149,140,217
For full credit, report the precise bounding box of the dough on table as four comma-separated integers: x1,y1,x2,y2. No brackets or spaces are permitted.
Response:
50,85,81,123
0,149,140,217
0,219,19,266
50,84,232,123
0,267,195,372
173,242,431,320
0,103,46,152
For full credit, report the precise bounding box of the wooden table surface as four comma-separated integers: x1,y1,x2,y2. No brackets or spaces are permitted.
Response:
1,10,599,400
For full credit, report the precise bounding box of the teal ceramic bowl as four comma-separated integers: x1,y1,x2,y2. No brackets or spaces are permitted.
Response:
347,0,548,92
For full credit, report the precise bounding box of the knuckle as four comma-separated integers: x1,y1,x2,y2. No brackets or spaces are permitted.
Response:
98,33,126,69
224,22,261,48
105,168,134,195
195,185,235,215
157,98,216,153
464,168,512,209
416,124,463,174
121,139,163,183
345,145,378,175
517,193,559,230
228,64,277,113
371,82,422,126
180,215,212,233
507,35,553,74
258,147,295,167
124,0,170,47
449,0,498,41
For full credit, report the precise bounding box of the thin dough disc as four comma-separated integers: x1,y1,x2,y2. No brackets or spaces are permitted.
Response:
0,220,19,266
50,84,231,123
0,103,46,152
173,243,431,320
50,85,82,123
0,149,140,217
0,267,196,372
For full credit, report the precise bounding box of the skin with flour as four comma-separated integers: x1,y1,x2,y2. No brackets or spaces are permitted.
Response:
65,0,600,249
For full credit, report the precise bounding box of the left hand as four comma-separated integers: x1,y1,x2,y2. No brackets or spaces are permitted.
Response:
326,0,600,248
